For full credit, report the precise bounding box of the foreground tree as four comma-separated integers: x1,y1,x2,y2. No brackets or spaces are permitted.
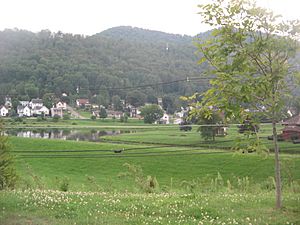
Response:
0,121,17,189
193,0,299,209
140,104,164,124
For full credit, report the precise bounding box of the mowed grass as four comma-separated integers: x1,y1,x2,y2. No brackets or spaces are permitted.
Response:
9,135,300,191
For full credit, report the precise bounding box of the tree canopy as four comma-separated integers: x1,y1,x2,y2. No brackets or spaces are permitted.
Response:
140,104,164,124
191,0,300,209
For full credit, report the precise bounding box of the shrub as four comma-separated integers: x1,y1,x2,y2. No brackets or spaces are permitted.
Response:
59,177,70,192
118,163,159,193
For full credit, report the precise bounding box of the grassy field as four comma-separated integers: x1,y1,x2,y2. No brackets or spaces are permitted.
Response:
1,123,300,224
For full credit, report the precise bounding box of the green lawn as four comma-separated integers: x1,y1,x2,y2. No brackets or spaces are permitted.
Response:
2,124,300,224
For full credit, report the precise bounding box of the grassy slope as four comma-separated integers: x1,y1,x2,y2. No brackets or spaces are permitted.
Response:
10,135,300,191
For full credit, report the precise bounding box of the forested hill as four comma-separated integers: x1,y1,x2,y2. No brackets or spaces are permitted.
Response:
0,26,210,107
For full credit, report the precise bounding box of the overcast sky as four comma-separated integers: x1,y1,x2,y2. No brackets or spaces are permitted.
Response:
0,0,299,36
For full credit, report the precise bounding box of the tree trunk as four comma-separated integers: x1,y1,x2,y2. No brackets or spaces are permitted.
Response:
272,120,282,209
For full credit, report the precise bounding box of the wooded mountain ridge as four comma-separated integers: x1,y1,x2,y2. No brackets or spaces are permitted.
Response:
0,26,210,109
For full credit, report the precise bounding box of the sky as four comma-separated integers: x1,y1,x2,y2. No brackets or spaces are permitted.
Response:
0,0,299,36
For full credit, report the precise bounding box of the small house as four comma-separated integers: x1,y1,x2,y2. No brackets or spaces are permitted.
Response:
76,99,90,108
107,110,124,119
4,97,12,108
51,107,63,118
30,99,43,108
19,101,30,107
32,106,49,116
17,105,31,117
159,113,170,124
56,101,67,110
0,105,9,117
281,114,300,140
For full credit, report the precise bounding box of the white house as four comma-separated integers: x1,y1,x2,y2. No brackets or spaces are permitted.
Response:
56,101,67,110
0,105,9,117
29,99,43,109
17,105,31,117
4,97,12,108
50,107,63,118
32,106,49,116
19,101,30,107
160,113,170,124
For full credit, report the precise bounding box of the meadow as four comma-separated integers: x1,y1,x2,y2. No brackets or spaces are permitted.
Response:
1,121,300,224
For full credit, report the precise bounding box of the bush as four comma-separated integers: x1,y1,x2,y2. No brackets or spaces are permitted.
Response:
118,163,159,193
59,177,70,192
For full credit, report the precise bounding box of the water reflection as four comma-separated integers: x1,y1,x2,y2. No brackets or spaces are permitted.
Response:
6,129,133,142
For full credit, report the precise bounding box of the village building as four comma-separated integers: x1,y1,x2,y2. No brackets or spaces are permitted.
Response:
159,113,170,124
0,105,9,117
107,110,124,119
32,106,50,116
56,101,67,110
281,114,300,140
50,107,63,118
4,97,12,109
19,101,30,107
76,99,90,108
17,105,32,117
29,99,43,109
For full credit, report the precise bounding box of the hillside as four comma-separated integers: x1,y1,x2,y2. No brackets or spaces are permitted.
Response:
0,27,210,109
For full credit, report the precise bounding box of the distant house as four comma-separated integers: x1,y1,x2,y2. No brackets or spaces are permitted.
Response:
126,105,141,118
29,99,43,109
107,110,124,119
56,101,67,110
17,105,31,117
155,113,170,124
76,99,90,108
19,101,30,107
32,106,49,116
0,105,9,117
281,114,300,140
51,107,63,118
159,113,170,124
4,97,12,108
91,104,99,109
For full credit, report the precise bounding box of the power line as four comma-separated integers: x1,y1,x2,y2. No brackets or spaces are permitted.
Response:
16,151,230,159
79,77,211,91
0,77,212,96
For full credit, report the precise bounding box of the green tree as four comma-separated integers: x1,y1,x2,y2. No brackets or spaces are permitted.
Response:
126,90,146,107
197,109,223,141
99,107,107,120
194,0,299,209
0,121,17,189
140,104,164,124
42,93,55,109
112,95,123,111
